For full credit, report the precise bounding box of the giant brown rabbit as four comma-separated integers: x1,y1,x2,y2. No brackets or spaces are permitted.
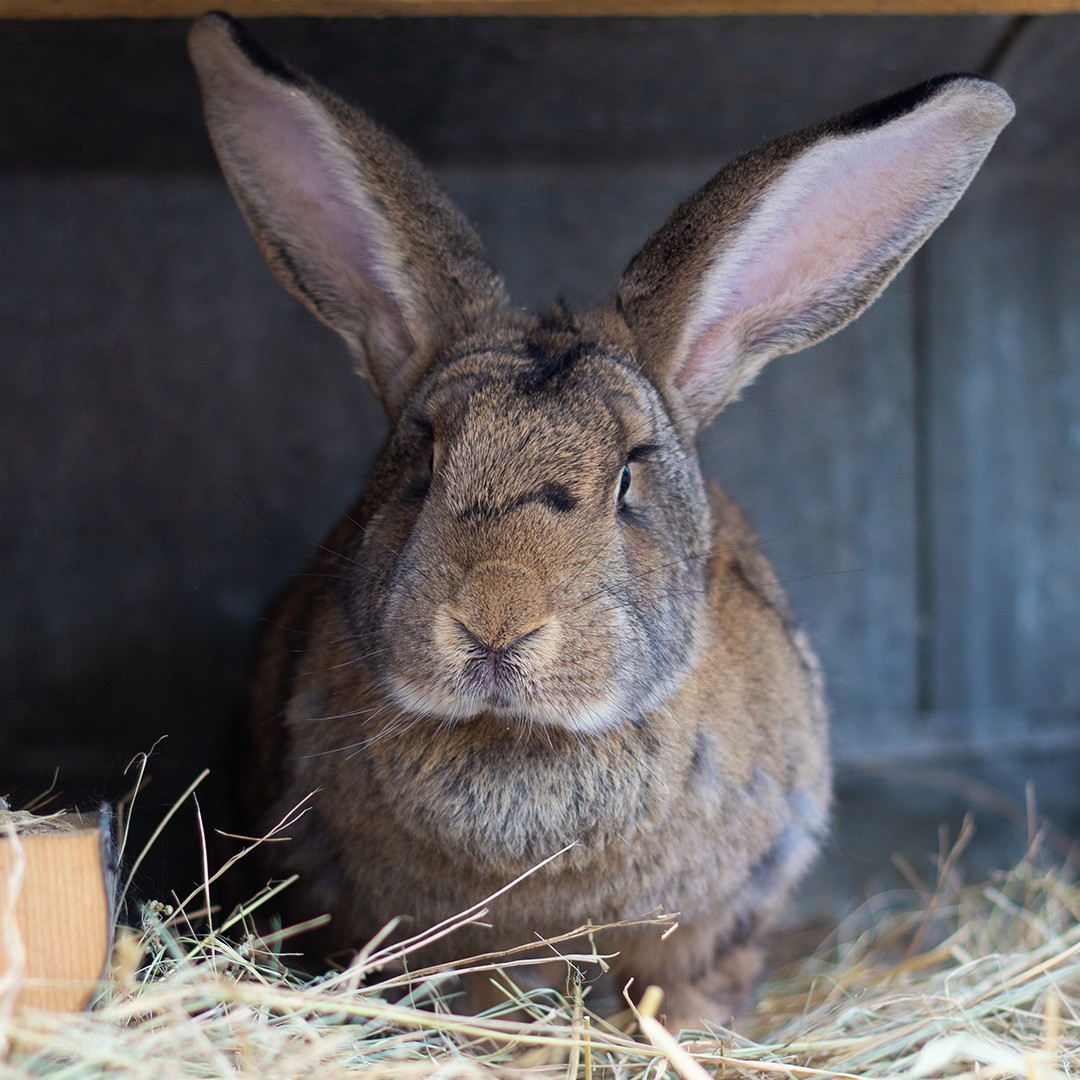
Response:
188,13,1013,1032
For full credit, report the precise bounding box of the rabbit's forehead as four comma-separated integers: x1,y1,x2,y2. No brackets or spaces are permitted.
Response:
423,345,668,449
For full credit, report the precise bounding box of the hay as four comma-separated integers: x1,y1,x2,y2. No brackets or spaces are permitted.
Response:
1,780,1077,1079
0,797,93,836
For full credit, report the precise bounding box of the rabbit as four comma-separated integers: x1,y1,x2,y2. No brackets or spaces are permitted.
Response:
188,12,1013,1032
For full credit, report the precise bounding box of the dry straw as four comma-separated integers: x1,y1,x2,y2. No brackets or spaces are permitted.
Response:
1,767,1077,1079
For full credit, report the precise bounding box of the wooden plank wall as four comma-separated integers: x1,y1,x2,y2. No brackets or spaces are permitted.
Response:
0,14,1077,905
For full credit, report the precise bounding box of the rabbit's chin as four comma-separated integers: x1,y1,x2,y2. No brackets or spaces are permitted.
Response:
382,677,629,735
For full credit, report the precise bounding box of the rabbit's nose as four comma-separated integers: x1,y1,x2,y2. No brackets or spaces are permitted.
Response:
452,619,546,669
445,561,552,646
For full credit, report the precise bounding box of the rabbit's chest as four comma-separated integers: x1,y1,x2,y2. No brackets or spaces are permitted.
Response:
364,722,673,869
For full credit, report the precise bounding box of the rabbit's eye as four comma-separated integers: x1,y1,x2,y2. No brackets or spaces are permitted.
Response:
617,444,656,511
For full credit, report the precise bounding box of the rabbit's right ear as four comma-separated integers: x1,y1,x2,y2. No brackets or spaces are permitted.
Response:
188,14,507,419
617,75,1014,433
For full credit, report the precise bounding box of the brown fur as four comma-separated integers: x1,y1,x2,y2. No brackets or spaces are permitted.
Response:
189,14,1012,1031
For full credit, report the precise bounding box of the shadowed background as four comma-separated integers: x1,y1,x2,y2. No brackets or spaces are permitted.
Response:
1,14,1078,916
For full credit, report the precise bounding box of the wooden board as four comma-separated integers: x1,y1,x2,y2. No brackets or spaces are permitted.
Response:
1,0,1079,16
922,17,1080,715
0,815,113,1014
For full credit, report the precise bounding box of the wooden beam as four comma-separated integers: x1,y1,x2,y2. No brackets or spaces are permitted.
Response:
2,0,1078,16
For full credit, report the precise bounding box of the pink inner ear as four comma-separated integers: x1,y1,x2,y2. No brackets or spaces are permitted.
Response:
221,68,410,356
676,98,973,405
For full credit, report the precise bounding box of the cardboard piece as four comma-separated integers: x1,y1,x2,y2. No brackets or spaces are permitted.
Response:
0,805,115,1014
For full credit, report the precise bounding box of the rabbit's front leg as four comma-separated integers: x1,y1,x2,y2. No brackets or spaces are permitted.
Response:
618,927,763,1035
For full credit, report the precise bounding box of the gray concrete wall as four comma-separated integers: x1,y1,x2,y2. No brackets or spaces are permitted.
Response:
2,15,1078,909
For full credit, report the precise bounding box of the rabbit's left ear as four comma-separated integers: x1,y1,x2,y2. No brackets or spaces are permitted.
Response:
617,76,1014,432
188,13,507,420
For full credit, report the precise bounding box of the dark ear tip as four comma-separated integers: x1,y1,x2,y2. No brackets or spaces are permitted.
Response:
839,73,1014,137
188,12,240,62
919,73,1016,132
922,72,1015,109
188,10,299,87
935,73,1015,124
188,10,237,45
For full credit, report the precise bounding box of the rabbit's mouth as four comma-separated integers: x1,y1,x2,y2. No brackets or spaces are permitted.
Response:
460,654,524,703
383,670,627,734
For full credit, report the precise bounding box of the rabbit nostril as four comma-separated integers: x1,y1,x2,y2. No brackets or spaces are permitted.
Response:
453,620,489,655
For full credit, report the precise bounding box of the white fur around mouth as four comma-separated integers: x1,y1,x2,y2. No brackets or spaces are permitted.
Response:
383,675,626,734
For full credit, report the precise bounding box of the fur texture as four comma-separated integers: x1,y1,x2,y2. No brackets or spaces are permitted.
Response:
189,14,1013,1031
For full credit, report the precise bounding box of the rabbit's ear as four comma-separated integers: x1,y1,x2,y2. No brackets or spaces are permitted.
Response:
617,76,1014,432
188,14,507,419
